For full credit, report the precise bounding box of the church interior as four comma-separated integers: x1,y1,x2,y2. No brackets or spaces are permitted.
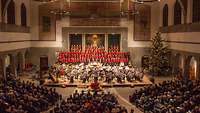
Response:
0,0,200,113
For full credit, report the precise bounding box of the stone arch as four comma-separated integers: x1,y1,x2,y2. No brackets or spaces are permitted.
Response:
1,0,6,19
174,0,182,25
7,0,15,24
193,0,200,22
163,4,168,27
189,57,198,80
21,3,27,26
184,56,198,80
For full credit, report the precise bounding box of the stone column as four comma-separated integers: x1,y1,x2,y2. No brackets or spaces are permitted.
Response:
82,34,85,52
168,0,176,26
15,0,20,25
196,56,199,80
105,34,108,52
186,0,193,23
2,56,7,81
67,34,70,51
180,55,185,77
22,51,26,71
0,56,4,81
183,56,190,80
120,34,123,52
10,54,17,77
18,53,24,73
0,0,2,23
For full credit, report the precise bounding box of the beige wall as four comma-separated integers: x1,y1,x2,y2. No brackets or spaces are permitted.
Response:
0,0,2,23
0,42,31,52
0,32,31,52
30,0,40,40
0,0,153,52
0,0,31,52
0,32,30,42
0,0,200,59
158,0,200,53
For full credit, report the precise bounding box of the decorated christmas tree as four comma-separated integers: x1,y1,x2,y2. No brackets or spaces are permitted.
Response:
148,32,170,76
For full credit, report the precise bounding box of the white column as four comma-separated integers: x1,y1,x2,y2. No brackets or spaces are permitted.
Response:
186,0,193,23
26,0,31,26
82,34,85,52
0,0,2,23
105,34,108,52
15,0,21,25
120,34,122,52
13,54,18,77
168,1,176,26
67,34,70,51
22,52,26,70
2,56,7,81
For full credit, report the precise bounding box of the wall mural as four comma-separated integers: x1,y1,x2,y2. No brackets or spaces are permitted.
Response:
85,34,105,47
134,4,151,41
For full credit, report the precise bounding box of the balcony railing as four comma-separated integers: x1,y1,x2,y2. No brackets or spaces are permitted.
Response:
160,22,200,33
0,23,30,33
70,17,120,26
160,23,200,33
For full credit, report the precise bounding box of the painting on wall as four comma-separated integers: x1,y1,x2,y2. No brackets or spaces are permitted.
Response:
134,4,151,41
42,16,51,32
85,34,105,47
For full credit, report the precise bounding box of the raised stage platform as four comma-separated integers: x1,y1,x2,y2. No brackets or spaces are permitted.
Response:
43,75,152,88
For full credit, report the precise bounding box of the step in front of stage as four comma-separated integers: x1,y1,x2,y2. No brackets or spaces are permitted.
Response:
43,81,152,88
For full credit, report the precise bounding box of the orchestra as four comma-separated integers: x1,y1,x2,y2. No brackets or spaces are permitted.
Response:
49,61,144,84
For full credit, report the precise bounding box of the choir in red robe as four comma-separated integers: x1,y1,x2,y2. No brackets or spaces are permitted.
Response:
58,45,129,63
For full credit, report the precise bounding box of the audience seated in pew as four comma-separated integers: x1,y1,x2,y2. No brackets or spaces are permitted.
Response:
0,78,60,113
54,90,128,113
129,80,200,113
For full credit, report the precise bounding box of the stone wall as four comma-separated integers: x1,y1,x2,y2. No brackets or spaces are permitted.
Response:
0,48,28,78
170,49,200,80
29,47,61,66
128,47,149,67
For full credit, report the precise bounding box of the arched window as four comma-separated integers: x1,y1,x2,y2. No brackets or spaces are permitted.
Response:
193,0,200,22
7,0,15,24
174,0,182,25
163,4,168,27
21,3,27,26
1,0,6,15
